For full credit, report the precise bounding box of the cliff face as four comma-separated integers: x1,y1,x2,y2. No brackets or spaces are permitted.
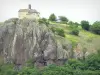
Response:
0,18,71,67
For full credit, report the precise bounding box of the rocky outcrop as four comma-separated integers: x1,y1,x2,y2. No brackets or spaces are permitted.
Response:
0,18,72,67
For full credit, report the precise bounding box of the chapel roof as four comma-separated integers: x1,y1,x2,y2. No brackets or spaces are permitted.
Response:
18,4,39,13
18,9,39,13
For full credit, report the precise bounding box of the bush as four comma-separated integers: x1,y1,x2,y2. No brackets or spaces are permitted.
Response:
85,53,100,70
67,59,85,70
38,18,49,25
50,27,56,33
73,70,100,75
51,27,65,37
81,20,90,30
18,67,40,75
90,21,100,35
70,28,79,36
0,52,100,75
56,28,65,37
74,22,80,26
0,64,18,75
42,65,73,75
68,21,74,25
69,24,79,36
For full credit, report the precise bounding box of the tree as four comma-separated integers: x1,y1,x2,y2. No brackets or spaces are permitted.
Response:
59,16,68,24
74,22,80,26
90,21,100,34
81,20,90,30
49,13,57,21
68,21,74,25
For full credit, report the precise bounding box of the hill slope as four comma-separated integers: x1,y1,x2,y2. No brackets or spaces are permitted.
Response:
49,22,100,59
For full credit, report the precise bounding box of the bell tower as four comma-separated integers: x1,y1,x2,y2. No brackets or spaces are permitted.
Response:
28,4,31,9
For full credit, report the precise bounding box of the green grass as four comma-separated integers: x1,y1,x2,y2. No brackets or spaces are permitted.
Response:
65,34,79,43
49,22,100,50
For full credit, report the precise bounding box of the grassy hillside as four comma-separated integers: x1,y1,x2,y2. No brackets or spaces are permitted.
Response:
49,22,100,53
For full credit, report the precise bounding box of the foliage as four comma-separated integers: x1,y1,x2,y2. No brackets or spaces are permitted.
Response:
58,16,69,24
68,21,80,26
56,28,65,37
0,53,100,75
42,64,73,75
85,53,100,70
81,20,90,30
49,13,57,21
38,18,49,25
26,59,34,68
18,67,40,75
41,55,100,75
70,28,79,36
0,64,18,75
69,24,79,36
67,59,86,70
50,27,56,33
51,27,65,37
68,21,74,25
74,22,80,26
90,21,100,35
73,70,100,75
69,24,78,29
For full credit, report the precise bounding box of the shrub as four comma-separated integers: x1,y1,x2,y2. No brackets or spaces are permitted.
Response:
38,18,49,25
70,28,79,36
85,53,100,70
51,27,65,37
90,21,100,35
18,67,40,75
68,21,74,25
69,23,79,36
0,64,18,75
0,52,100,75
50,27,56,33
73,70,100,75
42,65,73,75
56,28,65,37
74,22,80,26
81,20,90,30
67,59,85,70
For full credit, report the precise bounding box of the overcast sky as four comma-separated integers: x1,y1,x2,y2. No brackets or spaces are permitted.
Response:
0,0,100,24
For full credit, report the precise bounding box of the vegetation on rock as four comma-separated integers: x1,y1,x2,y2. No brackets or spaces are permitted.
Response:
38,18,49,25
51,27,65,37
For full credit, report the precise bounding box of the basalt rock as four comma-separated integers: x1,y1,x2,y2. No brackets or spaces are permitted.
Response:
0,18,72,68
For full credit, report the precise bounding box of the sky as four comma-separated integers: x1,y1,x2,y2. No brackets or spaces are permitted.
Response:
0,0,100,24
